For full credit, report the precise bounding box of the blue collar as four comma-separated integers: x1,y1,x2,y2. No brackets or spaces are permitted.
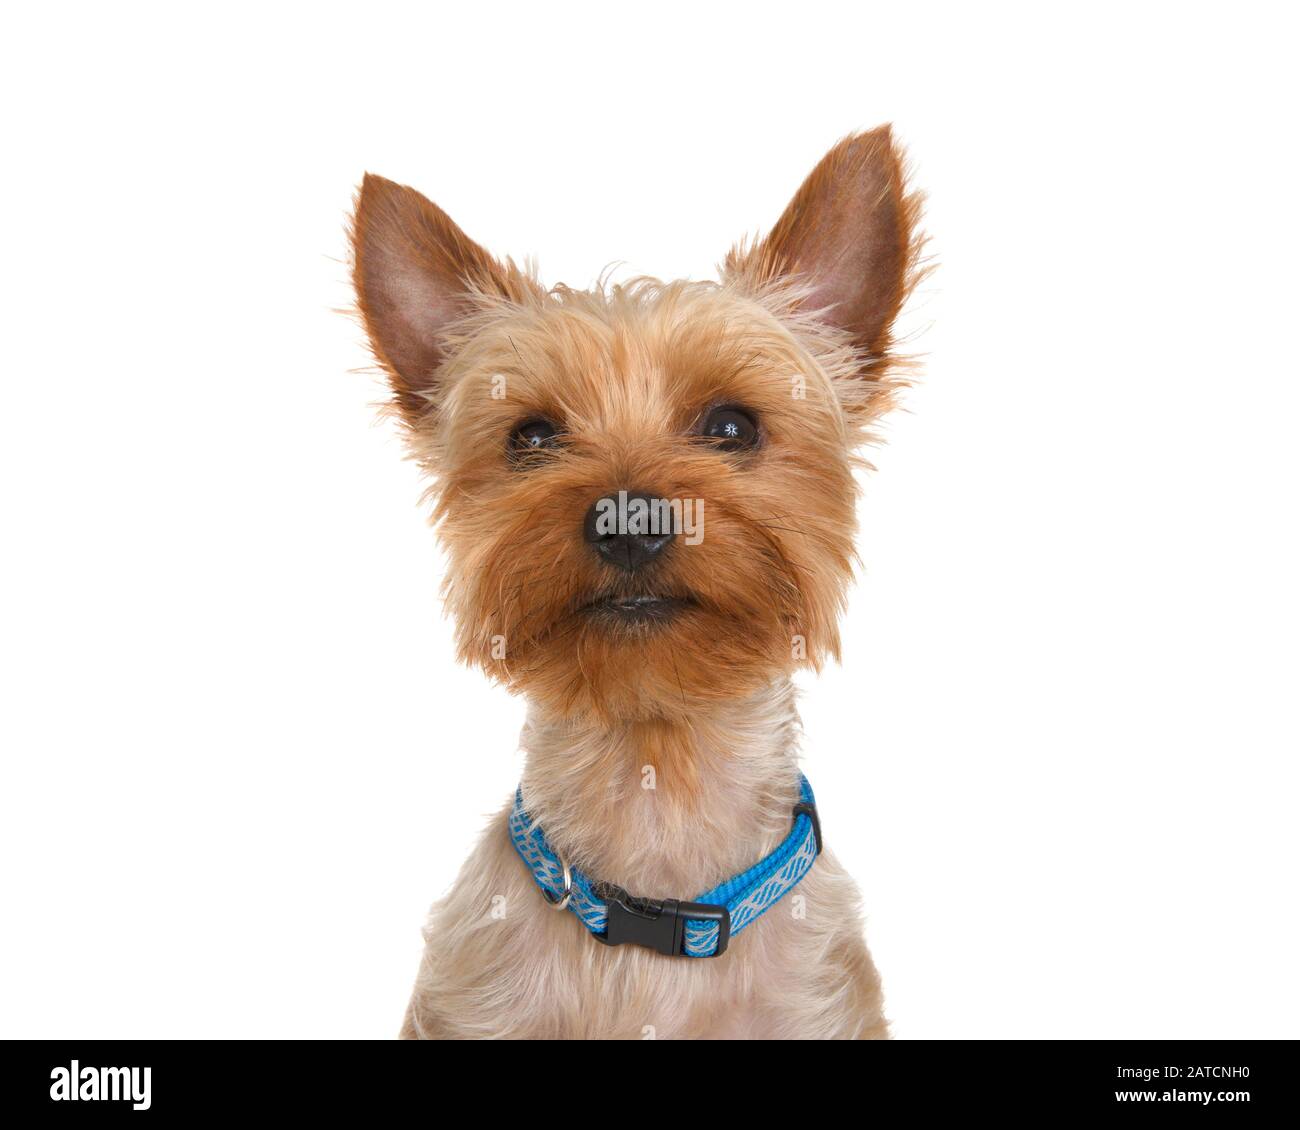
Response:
508,776,822,958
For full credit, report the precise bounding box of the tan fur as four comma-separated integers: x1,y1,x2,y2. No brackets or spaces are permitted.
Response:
349,126,925,1039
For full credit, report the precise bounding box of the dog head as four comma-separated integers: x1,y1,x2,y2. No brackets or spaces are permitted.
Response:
351,127,922,722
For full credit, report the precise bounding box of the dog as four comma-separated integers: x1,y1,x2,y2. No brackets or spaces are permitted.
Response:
349,125,923,1039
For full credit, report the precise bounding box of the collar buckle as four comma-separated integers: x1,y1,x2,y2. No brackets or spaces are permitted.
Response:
595,883,731,957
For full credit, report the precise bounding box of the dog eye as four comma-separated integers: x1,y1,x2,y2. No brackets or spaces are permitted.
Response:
508,418,561,461
701,406,759,452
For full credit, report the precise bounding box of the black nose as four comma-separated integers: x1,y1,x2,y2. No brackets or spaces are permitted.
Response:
583,491,676,573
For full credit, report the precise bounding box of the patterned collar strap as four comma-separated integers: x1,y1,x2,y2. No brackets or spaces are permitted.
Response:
508,776,822,958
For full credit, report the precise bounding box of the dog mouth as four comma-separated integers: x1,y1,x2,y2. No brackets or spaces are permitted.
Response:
579,593,697,626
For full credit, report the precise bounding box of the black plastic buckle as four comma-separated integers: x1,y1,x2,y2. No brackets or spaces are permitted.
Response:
792,800,823,855
595,883,731,957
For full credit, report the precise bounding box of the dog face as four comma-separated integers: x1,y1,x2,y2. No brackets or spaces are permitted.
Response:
351,127,921,722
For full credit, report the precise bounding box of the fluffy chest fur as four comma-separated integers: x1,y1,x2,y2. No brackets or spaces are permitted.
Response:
401,681,886,1040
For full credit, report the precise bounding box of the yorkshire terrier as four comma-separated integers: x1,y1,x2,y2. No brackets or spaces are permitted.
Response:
349,125,923,1039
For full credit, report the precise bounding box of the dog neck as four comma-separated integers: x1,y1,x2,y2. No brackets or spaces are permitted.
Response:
518,676,805,897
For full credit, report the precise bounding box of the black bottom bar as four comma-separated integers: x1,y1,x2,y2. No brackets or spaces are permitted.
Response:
4,1039,1292,1116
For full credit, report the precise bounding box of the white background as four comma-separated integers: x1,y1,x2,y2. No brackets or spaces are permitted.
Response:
2,2,1296,1039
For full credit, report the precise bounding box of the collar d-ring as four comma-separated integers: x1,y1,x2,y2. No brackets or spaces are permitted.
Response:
542,855,572,911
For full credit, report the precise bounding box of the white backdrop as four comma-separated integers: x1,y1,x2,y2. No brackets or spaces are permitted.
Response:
2,2,1296,1039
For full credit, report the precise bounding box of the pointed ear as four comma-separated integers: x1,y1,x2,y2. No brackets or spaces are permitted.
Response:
350,174,529,422
726,126,922,365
